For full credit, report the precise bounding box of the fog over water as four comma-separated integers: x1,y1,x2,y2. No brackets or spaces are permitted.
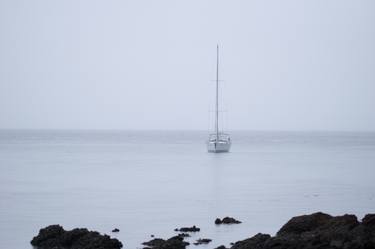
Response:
1,0,375,131
1,1,375,249
1,130,375,249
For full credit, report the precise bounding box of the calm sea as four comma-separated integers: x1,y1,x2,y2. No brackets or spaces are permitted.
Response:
1,130,375,249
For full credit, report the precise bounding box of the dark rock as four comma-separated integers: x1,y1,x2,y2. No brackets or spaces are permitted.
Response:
231,233,270,249
178,233,190,237
162,236,189,249
222,217,242,224
214,245,227,249
143,235,189,249
319,214,359,242
277,212,332,235
112,228,120,233
363,214,375,226
176,225,200,232
193,238,212,245
143,238,166,247
215,217,241,225
151,234,154,237
31,225,65,248
229,212,375,249
31,225,122,249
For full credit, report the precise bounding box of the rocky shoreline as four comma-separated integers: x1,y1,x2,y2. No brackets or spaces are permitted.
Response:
31,212,375,249
229,212,375,249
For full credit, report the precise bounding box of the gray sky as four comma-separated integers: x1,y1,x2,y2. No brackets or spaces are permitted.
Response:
0,0,374,131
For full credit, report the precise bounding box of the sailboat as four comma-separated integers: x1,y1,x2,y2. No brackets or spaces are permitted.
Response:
207,45,231,153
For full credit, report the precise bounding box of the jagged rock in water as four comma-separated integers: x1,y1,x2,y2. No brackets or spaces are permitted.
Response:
112,228,120,233
142,235,189,249
214,245,227,249
231,233,271,249
142,238,166,248
178,233,190,237
277,212,332,235
229,212,375,249
30,225,122,249
175,225,200,232
215,217,242,225
362,214,375,226
193,238,212,245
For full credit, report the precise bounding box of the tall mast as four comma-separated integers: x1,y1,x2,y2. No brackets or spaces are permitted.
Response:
215,45,219,141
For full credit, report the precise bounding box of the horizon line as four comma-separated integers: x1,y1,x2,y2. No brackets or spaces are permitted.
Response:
1,128,375,133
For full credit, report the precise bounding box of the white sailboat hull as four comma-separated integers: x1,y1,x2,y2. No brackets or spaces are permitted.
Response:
207,140,231,153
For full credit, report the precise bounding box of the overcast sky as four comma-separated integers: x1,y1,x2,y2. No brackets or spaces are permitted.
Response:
0,0,374,131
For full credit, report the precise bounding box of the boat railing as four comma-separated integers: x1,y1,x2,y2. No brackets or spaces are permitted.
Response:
208,133,231,141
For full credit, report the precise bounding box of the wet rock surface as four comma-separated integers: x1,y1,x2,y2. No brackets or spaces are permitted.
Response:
230,212,375,249
215,217,242,225
142,235,189,249
112,228,120,233
175,225,200,232
30,225,122,249
193,238,212,245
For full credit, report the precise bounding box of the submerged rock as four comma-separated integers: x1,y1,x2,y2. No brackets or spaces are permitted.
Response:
31,225,122,249
193,238,212,245
143,235,189,249
175,225,200,232
215,217,242,225
229,212,375,249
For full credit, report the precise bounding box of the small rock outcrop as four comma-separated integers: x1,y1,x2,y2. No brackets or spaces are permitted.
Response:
143,238,166,248
30,225,122,249
112,228,120,233
214,245,227,249
230,212,375,249
175,225,200,232
193,238,212,245
215,217,242,225
143,235,189,249
178,233,190,237
231,233,270,249
277,212,332,235
362,214,375,226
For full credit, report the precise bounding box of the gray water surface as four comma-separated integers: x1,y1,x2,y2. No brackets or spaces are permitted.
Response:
1,130,375,249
